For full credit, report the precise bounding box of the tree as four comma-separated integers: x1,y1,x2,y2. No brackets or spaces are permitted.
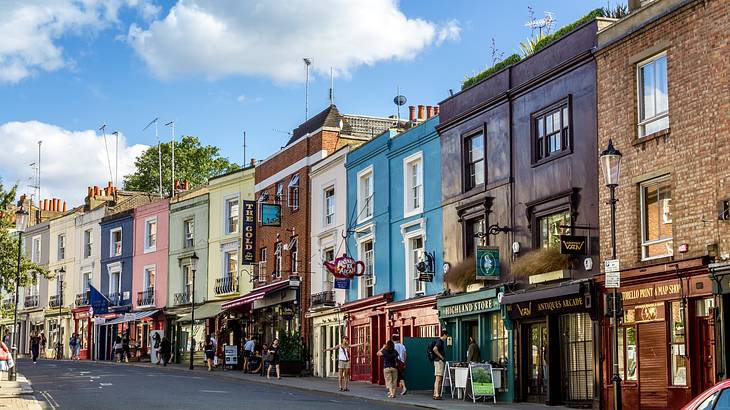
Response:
0,181,48,308
123,136,240,195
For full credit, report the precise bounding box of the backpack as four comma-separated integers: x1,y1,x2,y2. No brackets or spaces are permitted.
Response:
426,339,437,362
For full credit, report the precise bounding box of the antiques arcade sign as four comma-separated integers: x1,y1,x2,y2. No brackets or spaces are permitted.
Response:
560,235,587,255
242,201,257,264
507,295,588,319
440,298,498,318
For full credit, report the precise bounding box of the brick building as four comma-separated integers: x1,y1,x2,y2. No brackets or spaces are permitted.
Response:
595,0,730,408
246,105,399,364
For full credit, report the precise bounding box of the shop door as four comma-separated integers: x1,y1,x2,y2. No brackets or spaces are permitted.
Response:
527,321,549,402
351,324,371,381
698,317,716,392
639,321,668,410
462,320,478,361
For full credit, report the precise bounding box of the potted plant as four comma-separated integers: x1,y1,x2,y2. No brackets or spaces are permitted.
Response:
278,331,303,376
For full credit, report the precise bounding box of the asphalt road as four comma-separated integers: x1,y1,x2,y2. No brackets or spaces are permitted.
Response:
19,359,414,410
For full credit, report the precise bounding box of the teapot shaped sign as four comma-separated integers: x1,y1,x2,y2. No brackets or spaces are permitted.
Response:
323,254,365,279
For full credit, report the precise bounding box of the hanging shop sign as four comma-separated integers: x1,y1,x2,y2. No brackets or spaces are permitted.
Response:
560,235,587,255
506,294,589,319
242,201,257,263
334,278,350,289
476,246,500,280
323,254,365,279
260,203,282,227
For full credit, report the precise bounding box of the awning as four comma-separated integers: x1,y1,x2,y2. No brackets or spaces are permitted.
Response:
500,283,581,305
222,280,290,310
176,301,225,323
103,309,160,326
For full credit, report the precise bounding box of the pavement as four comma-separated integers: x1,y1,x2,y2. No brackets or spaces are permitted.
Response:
17,358,573,409
0,372,43,409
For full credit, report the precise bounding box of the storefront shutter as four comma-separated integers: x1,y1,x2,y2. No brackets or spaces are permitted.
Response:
639,322,668,410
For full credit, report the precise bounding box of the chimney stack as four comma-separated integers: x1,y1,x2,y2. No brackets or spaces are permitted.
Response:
250,158,257,167
409,106,416,122
62,201,67,212
434,106,440,115
417,105,425,121
43,199,48,211
426,106,434,119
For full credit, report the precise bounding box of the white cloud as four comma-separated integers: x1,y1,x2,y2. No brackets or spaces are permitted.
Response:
0,121,148,206
236,94,247,103
128,0,460,83
0,0,157,84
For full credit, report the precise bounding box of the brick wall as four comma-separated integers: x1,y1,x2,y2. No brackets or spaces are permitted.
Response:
596,0,730,271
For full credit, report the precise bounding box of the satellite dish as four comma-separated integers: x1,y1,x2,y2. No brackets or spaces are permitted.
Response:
393,95,407,106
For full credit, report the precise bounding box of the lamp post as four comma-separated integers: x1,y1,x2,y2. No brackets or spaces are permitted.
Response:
188,252,199,370
56,267,65,360
600,139,622,410
10,206,29,381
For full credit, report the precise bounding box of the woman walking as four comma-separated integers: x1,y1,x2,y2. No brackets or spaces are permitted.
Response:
0,339,13,381
204,334,215,371
113,336,124,362
266,339,280,379
152,332,161,365
260,343,269,377
377,340,400,399
323,336,364,392
160,336,171,366
30,332,40,363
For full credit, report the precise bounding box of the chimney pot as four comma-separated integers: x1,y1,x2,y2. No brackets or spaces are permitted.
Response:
250,158,257,167
43,199,48,211
87,187,92,198
417,105,425,121
62,202,67,212
426,106,434,118
94,186,99,196
53,199,58,211
408,106,416,122
434,106,440,115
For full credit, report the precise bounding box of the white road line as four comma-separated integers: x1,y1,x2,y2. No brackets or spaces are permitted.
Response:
40,390,60,410
99,383,113,386
200,390,228,393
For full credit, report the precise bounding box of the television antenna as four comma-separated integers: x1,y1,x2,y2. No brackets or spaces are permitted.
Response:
143,117,163,197
525,11,556,37
99,124,114,186
393,87,407,124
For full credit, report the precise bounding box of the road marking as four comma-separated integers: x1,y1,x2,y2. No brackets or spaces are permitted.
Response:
40,390,59,410
200,390,228,393
100,383,113,386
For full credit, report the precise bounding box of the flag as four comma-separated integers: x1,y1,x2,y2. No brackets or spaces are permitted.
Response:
89,285,109,315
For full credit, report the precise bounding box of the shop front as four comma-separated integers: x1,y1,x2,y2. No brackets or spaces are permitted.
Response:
599,258,715,410
710,262,730,385
72,307,92,359
175,301,225,365
502,279,596,407
437,288,514,402
44,308,71,358
341,292,393,384
308,307,345,378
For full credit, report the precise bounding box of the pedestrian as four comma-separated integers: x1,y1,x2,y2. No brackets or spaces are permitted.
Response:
69,333,78,360
0,339,14,381
429,330,448,400
242,336,256,373
113,336,124,362
152,332,162,365
261,343,270,377
467,335,481,363
210,333,219,368
377,340,399,399
322,335,364,392
122,333,131,363
3,330,10,347
160,336,171,367
29,332,40,363
73,333,81,360
392,334,407,395
266,338,280,379
204,334,215,371
39,332,46,358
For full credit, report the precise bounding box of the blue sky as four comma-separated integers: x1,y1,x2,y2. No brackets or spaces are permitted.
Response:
0,0,609,204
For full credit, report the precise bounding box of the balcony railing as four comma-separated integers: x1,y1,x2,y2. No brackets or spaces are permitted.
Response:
24,295,39,309
107,292,122,306
137,288,155,306
75,292,89,307
311,291,336,308
174,291,192,306
49,294,64,308
214,276,238,295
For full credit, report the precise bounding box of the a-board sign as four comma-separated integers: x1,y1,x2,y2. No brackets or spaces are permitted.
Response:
468,362,497,403
224,345,238,365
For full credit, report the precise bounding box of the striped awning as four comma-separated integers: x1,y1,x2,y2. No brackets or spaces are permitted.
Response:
221,280,290,311
103,309,160,326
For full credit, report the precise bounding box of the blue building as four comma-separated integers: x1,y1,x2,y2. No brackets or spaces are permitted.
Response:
343,114,443,386
99,209,134,312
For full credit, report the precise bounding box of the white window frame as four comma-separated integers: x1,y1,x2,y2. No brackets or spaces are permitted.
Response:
273,242,282,278
223,249,238,279
357,166,374,224
322,246,336,286
636,52,669,137
288,174,300,210
81,269,92,292
143,264,156,290
106,262,122,296
182,263,193,296
403,225,426,298
57,234,66,261
258,248,267,282
357,234,375,299
290,239,299,275
109,227,122,257
640,176,673,260
275,183,284,204
31,236,41,264
84,229,93,259
403,151,424,218
224,195,240,235
144,216,157,253
183,218,194,248
323,186,335,227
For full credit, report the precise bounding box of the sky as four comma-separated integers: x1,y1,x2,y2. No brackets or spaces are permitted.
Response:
0,0,610,205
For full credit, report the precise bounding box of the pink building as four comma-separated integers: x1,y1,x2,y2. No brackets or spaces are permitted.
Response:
132,198,169,354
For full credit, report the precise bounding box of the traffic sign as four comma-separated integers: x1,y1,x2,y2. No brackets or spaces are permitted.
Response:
605,271,621,288
604,259,620,272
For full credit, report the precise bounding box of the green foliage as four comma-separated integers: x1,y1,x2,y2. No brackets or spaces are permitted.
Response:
472,367,492,383
519,32,548,57
462,8,606,91
279,330,302,361
123,136,240,195
602,3,629,19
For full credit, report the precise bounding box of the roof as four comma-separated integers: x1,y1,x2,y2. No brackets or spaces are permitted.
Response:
286,104,402,146
288,105,347,145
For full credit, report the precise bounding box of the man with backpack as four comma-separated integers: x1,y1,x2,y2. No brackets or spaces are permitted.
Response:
428,330,448,400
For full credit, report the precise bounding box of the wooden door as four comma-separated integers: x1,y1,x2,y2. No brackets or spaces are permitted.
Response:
350,324,371,381
527,321,549,403
639,322,668,410
698,317,716,392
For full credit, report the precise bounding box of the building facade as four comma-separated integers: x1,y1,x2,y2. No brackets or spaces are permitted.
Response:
595,0,730,408
438,18,607,406
22,220,50,356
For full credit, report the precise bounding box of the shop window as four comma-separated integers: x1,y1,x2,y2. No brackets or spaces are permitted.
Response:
560,313,594,401
534,101,570,162
417,324,438,338
640,176,672,260
637,53,669,137
615,325,638,382
670,301,687,386
464,217,486,258
538,211,570,249
464,132,485,191
490,313,508,366
696,298,714,317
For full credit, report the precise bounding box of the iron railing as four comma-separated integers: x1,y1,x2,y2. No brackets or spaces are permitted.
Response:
174,291,192,306
107,292,122,306
214,276,238,295
24,294,39,309
137,288,155,306
311,291,336,308
75,292,89,307
49,294,64,308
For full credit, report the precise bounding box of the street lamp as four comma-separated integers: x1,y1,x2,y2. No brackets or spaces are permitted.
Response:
55,267,65,360
10,206,29,381
600,139,622,410
188,252,199,370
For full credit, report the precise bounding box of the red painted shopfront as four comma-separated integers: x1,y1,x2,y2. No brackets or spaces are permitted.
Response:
72,307,93,360
342,293,393,384
386,295,440,340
